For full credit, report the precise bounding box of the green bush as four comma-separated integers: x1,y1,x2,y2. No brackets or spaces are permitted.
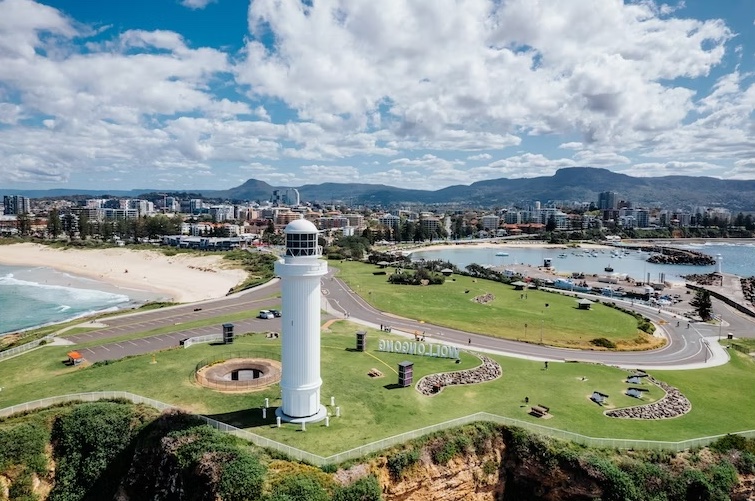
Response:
48,402,152,501
267,473,329,501
590,337,617,349
332,474,382,501
386,448,419,479
217,451,266,501
0,422,49,475
167,425,240,469
710,434,753,454
8,468,37,501
431,441,458,465
482,460,498,476
320,463,337,473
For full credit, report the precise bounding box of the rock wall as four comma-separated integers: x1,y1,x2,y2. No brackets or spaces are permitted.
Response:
374,438,505,501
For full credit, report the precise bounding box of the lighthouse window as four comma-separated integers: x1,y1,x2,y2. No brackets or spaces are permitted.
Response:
286,232,318,256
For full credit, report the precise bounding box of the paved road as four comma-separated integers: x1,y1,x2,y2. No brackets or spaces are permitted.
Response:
69,269,745,369
321,271,732,370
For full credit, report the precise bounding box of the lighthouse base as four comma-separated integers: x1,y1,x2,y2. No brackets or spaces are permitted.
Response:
275,405,328,424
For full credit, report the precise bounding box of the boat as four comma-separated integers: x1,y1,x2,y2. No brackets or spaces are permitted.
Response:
557,253,568,258
604,265,614,272
495,252,509,257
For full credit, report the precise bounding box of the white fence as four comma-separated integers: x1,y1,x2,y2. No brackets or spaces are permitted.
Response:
3,392,755,466
182,334,224,348
0,334,55,362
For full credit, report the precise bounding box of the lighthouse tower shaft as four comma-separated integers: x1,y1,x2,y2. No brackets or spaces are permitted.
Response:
274,219,328,421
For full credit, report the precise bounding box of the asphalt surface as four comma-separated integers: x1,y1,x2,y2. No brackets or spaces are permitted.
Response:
67,270,748,369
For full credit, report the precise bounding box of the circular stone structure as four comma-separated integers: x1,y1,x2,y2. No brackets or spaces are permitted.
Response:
195,358,281,392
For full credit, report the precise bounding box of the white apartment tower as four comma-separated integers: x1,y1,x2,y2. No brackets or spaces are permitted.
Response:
274,218,328,422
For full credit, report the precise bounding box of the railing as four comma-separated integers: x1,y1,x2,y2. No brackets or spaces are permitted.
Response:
3,391,755,466
0,334,55,361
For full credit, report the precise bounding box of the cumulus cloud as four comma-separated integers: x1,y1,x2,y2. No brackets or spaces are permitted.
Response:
467,153,492,161
0,0,752,188
629,161,724,177
179,0,217,10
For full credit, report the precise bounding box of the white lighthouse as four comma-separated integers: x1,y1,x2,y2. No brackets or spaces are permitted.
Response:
274,218,328,423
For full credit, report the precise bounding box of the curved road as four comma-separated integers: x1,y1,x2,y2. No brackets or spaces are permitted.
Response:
72,270,747,369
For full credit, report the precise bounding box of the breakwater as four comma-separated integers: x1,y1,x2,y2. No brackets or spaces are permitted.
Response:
645,246,716,266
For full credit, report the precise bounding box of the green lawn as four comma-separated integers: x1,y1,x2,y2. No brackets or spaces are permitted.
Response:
333,261,654,350
3,319,755,456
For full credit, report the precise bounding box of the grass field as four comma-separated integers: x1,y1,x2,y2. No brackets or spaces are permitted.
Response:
3,319,755,456
333,261,658,350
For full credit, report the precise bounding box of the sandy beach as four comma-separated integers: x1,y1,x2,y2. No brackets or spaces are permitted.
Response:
0,243,249,303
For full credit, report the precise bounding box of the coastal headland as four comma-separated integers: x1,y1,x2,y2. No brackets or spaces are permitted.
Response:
0,243,248,303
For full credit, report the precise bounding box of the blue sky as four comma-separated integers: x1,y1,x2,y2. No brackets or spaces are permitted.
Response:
0,0,753,191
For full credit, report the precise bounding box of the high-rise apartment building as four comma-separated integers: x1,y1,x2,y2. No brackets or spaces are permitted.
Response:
3,195,31,215
598,192,618,210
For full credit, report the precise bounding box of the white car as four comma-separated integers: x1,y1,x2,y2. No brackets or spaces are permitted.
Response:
258,310,274,319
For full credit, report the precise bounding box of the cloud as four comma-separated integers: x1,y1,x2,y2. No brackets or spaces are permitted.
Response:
179,0,217,10
0,0,751,188
628,161,724,177
573,150,631,166
467,153,492,161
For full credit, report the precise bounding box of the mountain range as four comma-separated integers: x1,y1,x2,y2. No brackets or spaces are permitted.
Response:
3,168,755,211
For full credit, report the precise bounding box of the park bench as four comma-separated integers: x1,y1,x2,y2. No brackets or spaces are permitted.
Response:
591,391,609,405
530,404,550,417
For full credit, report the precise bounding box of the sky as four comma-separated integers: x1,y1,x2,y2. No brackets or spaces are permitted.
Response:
0,0,754,191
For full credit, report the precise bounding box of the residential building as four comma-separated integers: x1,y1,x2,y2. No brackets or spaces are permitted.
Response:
3,195,31,215
598,191,618,211
480,214,500,231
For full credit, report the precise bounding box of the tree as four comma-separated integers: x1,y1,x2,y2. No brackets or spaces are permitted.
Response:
47,208,62,238
546,215,557,232
78,211,90,240
690,289,712,321
263,219,277,244
16,212,32,236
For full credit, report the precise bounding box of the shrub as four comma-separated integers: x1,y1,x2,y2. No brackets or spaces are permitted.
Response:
0,422,49,475
48,402,153,501
332,475,382,501
710,434,752,454
218,452,266,501
386,448,420,479
320,463,337,473
590,337,616,349
8,468,37,501
482,460,498,476
431,440,458,465
268,473,329,501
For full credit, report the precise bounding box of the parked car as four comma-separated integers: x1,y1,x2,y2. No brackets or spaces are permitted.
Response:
258,310,274,319
270,309,282,317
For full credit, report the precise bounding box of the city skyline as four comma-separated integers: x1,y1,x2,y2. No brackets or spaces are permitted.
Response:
1,0,754,191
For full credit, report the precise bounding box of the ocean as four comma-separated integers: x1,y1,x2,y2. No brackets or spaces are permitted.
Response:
411,242,755,283
0,264,158,335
